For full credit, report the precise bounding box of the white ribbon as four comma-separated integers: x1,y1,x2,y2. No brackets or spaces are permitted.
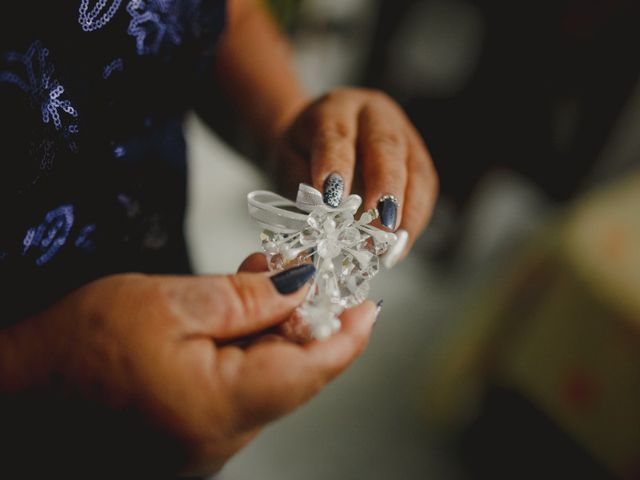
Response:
248,184,362,234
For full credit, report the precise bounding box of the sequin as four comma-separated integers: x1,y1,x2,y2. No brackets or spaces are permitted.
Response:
74,224,97,251
117,193,141,218
102,58,124,79
126,0,183,55
113,144,127,157
23,205,75,266
78,0,124,32
0,41,79,137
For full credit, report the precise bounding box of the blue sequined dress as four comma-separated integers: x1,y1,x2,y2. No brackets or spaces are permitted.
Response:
0,0,227,325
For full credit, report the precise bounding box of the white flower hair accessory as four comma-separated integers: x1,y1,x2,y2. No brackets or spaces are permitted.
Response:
248,183,397,340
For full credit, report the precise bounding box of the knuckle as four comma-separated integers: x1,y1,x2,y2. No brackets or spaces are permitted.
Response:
316,120,352,145
371,130,403,150
145,279,175,311
322,88,348,103
366,131,405,160
374,171,400,190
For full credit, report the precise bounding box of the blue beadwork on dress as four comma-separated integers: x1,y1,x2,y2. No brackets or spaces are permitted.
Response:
22,204,75,266
127,0,183,55
78,0,124,32
103,58,124,79
0,41,79,138
78,0,193,56
0,0,227,324
74,223,97,251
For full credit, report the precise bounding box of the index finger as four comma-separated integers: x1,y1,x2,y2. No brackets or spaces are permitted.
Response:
307,93,360,205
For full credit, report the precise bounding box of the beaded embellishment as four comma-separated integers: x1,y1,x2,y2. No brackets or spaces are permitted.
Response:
78,0,124,32
126,0,183,55
249,184,397,340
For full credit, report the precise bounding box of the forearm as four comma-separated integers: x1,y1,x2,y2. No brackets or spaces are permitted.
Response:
215,0,309,143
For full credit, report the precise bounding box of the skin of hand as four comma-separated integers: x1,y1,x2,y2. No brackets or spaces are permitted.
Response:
274,88,439,256
0,254,376,477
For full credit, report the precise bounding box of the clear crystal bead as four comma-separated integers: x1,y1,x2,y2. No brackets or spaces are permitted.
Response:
313,323,333,340
262,240,278,255
373,239,389,255
358,210,375,225
323,217,336,233
361,255,379,278
338,227,360,247
300,227,318,245
330,318,341,332
340,256,355,276
343,274,370,307
307,208,326,230
334,211,354,228
317,270,340,298
317,237,340,259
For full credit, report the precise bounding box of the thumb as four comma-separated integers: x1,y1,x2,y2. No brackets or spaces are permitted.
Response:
237,252,269,273
211,264,315,340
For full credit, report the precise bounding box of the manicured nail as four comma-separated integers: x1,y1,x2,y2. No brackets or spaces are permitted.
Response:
271,264,316,294
375,299,384,322
382,229,408,269
377,195,398,230
323,172,344,207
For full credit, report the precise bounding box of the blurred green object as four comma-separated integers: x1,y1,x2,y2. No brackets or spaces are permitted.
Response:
265,0,302,30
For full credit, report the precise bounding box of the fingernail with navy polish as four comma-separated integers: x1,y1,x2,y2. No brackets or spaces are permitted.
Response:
323,173,344,207
271,264,316,294
377,195,398,230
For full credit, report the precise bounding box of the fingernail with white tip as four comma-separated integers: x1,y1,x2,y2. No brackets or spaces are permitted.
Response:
382,229,409,269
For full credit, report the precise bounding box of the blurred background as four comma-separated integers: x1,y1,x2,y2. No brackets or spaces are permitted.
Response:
186,0,640,478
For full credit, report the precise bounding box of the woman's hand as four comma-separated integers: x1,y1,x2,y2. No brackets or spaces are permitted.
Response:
274,88,439,265
216,1,438,263
0,257,376,477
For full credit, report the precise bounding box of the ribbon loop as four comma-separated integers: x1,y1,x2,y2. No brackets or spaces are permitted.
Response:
248,184,363,233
